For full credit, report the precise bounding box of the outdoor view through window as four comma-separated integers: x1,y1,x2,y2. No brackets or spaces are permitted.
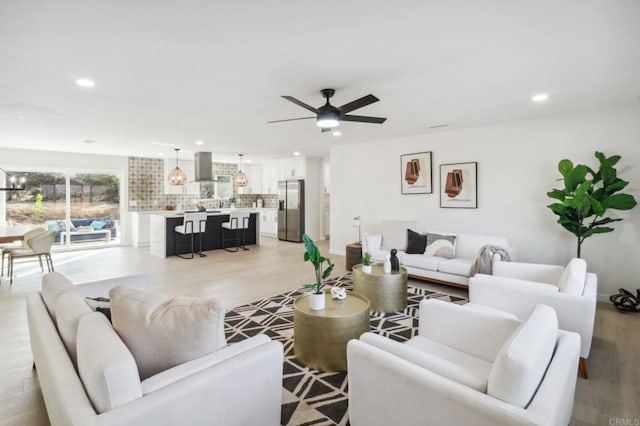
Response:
2,171,120,247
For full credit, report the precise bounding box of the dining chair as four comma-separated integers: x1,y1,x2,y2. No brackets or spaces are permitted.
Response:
8,229,56,286
1,228,47,278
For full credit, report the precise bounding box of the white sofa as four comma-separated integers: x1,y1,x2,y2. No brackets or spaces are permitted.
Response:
469,258,597,378
362,220,510,287
27,273,284,426
347,299,581,426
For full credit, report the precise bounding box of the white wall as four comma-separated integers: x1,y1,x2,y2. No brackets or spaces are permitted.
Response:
330,105,640,298
0,148,130,242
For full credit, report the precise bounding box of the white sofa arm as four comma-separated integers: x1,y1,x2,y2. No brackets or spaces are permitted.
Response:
469,274,596,359
75,275,151,299
418,299,520,362
347,339,539,426
493,261,564,284
141,335,272,394
98,339,284,426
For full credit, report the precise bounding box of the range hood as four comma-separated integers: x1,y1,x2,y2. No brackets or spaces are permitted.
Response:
194,152,213,182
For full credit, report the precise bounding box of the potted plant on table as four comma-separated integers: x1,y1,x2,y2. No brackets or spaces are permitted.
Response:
362,252,373,274
228,196,237,209
303,234,335,311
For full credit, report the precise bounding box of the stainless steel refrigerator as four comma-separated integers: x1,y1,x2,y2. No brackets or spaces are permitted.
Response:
278,179,305,242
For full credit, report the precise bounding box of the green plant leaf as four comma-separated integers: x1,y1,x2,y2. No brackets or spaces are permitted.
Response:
600,166,617,185
590,198,605,216
558,220,579,236
564,165,588,191
558,159,573,177
592,217,622,226
602,194,638,210
322,263,335,280
591,187,605,201
547,189,566,200
595,151,606,163
605,179,628,194
603,155,621,168
582,226,614,238
547,203,566,215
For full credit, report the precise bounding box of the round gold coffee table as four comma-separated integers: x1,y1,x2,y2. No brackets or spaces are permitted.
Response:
293,290,370,372
352,264,408,313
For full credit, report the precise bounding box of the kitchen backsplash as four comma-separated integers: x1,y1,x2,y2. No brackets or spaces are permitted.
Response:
128,157,277,211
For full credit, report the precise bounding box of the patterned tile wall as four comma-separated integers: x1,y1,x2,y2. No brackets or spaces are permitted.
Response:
128,157,278,211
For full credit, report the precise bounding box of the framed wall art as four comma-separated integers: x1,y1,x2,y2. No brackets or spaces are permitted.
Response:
400,151,432,194
440,162,477,208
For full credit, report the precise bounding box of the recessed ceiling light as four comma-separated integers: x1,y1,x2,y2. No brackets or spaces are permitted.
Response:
16,115,26,121
75,78,96,88
428,124,449,129
332,131,342,136
195,140,204,145
157,152,164,156
531,93,549,102
151,141,175,147
293,151,301,156
246,159,251,163
83,139,95,144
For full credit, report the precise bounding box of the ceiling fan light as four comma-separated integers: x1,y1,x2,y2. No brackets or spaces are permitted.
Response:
316,118,339,128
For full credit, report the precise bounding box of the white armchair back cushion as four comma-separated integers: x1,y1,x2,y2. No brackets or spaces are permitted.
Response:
456,233,508,260
381,220,416,250
488,305,558,408
557,258,587,295
109,286,226,380
55,291,92,368
77,312,142,413
41,272,75,320
419,299,520,362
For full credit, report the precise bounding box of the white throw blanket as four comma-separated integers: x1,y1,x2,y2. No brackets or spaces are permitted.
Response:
470,245,511,275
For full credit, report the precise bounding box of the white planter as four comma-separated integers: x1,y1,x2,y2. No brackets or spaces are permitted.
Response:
309,292,325,310
362,264,372,274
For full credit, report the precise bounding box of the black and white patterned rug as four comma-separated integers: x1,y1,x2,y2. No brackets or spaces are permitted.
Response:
223,273,468,426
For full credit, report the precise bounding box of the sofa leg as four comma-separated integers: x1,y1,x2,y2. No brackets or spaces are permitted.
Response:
579,357,588,379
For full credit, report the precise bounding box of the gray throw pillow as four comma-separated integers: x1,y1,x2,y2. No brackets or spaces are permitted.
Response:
425,233,456,258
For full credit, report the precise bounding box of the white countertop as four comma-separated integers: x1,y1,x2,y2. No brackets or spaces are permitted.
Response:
149,208,267,219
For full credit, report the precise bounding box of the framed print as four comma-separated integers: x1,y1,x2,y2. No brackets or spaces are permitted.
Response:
440,162,478,208
401,151,432,194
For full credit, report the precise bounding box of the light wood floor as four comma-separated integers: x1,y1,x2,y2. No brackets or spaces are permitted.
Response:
0,239,637,425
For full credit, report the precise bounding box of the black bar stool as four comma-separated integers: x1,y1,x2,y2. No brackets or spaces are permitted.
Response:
175,213,207,259
221,211,250,252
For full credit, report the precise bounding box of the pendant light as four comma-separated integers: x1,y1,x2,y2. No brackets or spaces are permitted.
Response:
0,168,27,191
233,154,249,187
167,148,188,186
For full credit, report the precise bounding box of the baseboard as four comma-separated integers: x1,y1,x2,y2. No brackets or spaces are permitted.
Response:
597,292,611,303
329,248,346,257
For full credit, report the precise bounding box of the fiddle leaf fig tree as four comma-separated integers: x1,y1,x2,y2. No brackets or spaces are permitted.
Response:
547,151,637,258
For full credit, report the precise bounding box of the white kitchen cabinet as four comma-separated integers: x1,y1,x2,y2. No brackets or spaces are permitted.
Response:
244,164,262,195
277,157,305,180
130,212,151,248
164,159,199,195
261,161,278,194
260,210,278,236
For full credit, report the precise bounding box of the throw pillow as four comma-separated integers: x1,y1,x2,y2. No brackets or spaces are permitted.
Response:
89,220,106,230
56,292,93,368
487,305,558,408
557,258,587,295
42,272,75,320
109,286,226,380
45,220,61,232
381,220,417,251
97,215,115,228
425,233,456,258
406,229,427,254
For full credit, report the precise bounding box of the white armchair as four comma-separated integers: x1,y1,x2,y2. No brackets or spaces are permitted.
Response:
468,258,597,378
347,299,580,426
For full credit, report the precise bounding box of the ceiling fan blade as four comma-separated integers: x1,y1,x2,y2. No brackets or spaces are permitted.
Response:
338,94,379,114
282,96,319,113
342,115,387,124
267,117,315,124
321,127,331,133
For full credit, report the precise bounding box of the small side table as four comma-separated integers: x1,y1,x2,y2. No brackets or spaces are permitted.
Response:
293,291,370,372
345,242,362,271
352,264,408,313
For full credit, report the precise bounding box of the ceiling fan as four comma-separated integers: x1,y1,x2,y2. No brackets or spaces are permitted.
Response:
267,88,387,132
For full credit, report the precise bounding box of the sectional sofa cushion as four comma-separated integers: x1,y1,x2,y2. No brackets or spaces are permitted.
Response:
77,312,142,413
425,233,456,258
487,304,558,408
437,258,474,277
42,272,75,320
56,291,93,368
109,286,226,380
406,229,427,254
401,254,440,271
455,233,509,260
557,258,587,295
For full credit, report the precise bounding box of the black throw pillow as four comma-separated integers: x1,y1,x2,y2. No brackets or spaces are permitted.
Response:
406,229,427,254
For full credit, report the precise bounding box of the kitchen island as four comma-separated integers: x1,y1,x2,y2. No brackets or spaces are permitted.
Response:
149,209,261,258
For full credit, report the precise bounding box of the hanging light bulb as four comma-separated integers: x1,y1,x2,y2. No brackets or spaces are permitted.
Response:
167,148,188,186
233,154,249,187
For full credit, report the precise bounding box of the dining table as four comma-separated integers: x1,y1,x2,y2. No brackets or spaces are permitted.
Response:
0,225,29,244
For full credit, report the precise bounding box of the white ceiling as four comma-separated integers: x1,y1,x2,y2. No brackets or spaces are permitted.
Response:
1,0,639,162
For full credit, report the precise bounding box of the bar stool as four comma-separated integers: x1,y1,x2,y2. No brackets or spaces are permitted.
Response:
221,211,250,252
174,212,207,259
